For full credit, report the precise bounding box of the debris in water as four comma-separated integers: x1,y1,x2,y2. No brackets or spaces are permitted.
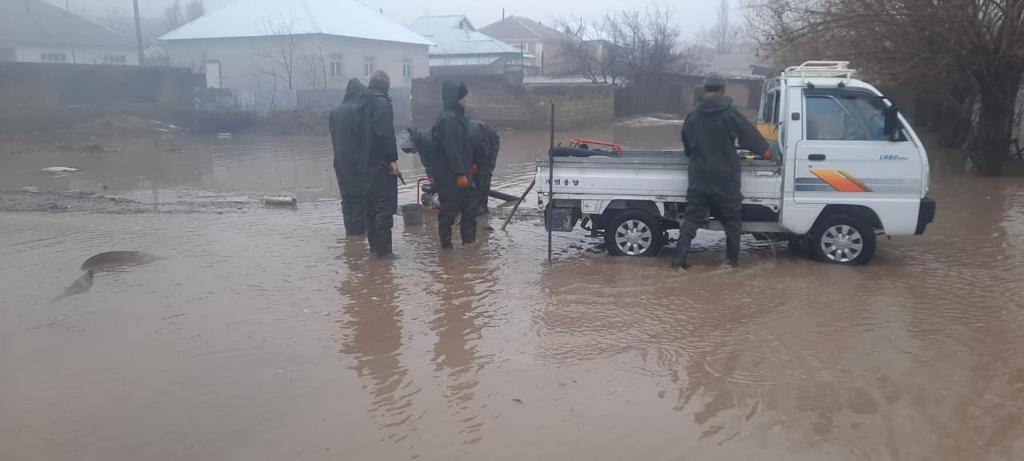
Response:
19,187,42,193
81,251,157,272
40,166,80,175
263,196,298,208
217,132,233,140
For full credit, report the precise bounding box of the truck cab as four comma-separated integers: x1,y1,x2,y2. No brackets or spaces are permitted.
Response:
537,61,935,265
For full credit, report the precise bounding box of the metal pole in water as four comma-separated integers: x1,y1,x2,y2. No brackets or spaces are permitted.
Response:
548,100,554,263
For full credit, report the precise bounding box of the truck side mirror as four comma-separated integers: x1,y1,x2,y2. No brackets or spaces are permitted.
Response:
883,105,901,141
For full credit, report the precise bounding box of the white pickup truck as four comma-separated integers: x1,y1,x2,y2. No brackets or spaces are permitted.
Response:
537,61,936,265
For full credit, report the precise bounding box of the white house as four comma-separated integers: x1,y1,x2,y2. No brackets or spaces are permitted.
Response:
0,0,138,66
157,0,431,91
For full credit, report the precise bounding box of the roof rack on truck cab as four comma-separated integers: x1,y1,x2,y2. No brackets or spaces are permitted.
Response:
783,61,857,80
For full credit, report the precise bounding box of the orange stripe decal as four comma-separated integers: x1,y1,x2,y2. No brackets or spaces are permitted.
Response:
837,170,873,192
810,168,869,192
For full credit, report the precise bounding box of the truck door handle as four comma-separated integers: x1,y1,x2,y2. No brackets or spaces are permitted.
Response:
808,154,826,161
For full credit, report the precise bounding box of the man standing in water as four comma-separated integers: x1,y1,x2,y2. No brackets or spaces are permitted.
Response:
359,71,401,257
328,78,367,236
431,80,478,249
469,120,500,216
673,73,770,269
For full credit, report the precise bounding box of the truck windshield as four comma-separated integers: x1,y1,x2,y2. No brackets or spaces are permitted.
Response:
805,91,890,141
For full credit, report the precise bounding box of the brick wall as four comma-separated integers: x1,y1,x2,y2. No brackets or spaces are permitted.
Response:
412,75,614,130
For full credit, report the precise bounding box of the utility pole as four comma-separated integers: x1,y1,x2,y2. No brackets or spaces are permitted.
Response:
132,0,144,65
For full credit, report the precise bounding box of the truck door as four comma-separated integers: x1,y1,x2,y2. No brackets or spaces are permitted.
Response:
793,89,923,206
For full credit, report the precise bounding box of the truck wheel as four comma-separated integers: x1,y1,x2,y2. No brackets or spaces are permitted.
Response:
605,210,664,257
809,214,876,265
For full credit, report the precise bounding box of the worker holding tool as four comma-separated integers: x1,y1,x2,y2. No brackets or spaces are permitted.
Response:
328,78,367,236
673,73,771,269
358,70,401,258
469,120,500,216
431,80,478,249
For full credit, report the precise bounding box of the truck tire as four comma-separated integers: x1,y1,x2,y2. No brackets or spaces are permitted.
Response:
809,214,876,265
605,210,664,257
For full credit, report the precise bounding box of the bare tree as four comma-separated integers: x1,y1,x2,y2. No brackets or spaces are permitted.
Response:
553,16,624,83
93,7,135,37
747,0,1024,176
700,0,740,54
163,1,183,32
185,0,205,21
256,16,301,91
301,37,329,90
603,4,685,87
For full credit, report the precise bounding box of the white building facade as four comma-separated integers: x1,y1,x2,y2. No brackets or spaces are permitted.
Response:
158,0,430,91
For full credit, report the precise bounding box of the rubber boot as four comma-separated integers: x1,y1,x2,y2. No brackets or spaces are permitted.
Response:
461,214,478,245
671,238,691,270
367,233,378,254
439,225,453,249
725,225,741,268
375,232,394,258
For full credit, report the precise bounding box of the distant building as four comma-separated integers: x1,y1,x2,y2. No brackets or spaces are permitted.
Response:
479,15,571,75
157,0,430,91
701,52,773,79
408,16,526,77
0,0,138,66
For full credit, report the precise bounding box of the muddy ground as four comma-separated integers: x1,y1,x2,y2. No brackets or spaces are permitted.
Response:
2,122,1024,460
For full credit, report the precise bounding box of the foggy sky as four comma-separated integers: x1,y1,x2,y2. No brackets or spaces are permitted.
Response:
52,0,731,41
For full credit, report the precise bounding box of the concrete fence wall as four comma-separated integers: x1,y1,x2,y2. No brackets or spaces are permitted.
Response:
0,62,199,132
412,75,614,130
196,86,413,128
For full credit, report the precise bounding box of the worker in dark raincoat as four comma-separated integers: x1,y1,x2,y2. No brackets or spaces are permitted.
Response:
469,120,500,216
358,71,401,257
328,78,367,236
673,73,771,269
431,80,478,248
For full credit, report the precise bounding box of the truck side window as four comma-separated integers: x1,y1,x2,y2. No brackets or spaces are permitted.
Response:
806,92,891,141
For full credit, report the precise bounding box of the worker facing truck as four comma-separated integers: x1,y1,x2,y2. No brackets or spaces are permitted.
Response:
674,73,772,269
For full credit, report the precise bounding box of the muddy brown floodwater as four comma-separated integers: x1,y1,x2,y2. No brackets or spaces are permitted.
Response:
2,122,1024,460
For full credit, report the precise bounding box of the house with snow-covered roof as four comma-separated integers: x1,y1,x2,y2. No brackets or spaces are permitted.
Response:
157,0,431,90
408,15,528,77
0,0,138,66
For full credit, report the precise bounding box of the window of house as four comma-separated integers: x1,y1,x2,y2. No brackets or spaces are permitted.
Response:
103,54,127,64
330,54,344,78
805,91,894,141
402,59,413,79
364,57,376,78
41,52,67,63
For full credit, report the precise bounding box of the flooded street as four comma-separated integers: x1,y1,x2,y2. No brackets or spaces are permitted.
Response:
2,124,1024,460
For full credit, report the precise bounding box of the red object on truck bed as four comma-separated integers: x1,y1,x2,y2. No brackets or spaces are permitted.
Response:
568,138,624,157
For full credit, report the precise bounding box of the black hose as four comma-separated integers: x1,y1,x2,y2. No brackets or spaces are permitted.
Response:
488,190,519,202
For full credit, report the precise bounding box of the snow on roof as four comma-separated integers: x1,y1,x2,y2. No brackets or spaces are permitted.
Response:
158,0,431,46
0,0,134,48
409,15,520,57
479,16,563,43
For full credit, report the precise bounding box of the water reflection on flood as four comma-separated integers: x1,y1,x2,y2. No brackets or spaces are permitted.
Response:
2,124,1024,460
